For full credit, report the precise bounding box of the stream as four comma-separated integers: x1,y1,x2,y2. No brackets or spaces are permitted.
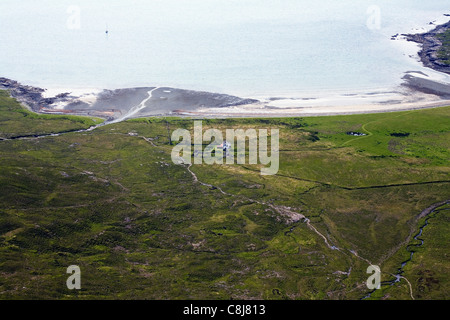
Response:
2,104,449,300
362,202,449,299
0,123,106,142
0,87,158,142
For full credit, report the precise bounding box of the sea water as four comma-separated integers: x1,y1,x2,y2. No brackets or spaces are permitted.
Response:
0,0,449,97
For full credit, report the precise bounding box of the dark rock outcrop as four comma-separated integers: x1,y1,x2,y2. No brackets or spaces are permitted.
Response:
404,21,450,74
0,77,54,111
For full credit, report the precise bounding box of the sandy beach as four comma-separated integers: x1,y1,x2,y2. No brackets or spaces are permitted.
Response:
2,72,450,121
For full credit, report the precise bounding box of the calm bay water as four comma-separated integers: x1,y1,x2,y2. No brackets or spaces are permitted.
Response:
0,0,449,97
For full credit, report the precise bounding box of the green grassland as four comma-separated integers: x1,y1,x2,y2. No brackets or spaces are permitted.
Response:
0,90,103,139
0,90,448,299
437,28,450,65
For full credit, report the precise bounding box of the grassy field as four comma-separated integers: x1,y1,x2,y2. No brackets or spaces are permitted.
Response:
437,27,450,65
0,90,103,139
0,90,448,300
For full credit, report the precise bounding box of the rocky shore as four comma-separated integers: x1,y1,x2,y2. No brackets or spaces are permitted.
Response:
404,21,450,74
0,77,71,112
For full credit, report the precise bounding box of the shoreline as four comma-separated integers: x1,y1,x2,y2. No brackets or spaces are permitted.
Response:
1,75,450,120
1,19,450,120
404,20,450,75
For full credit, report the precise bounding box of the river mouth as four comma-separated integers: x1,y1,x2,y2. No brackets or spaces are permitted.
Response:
4,75,450,122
